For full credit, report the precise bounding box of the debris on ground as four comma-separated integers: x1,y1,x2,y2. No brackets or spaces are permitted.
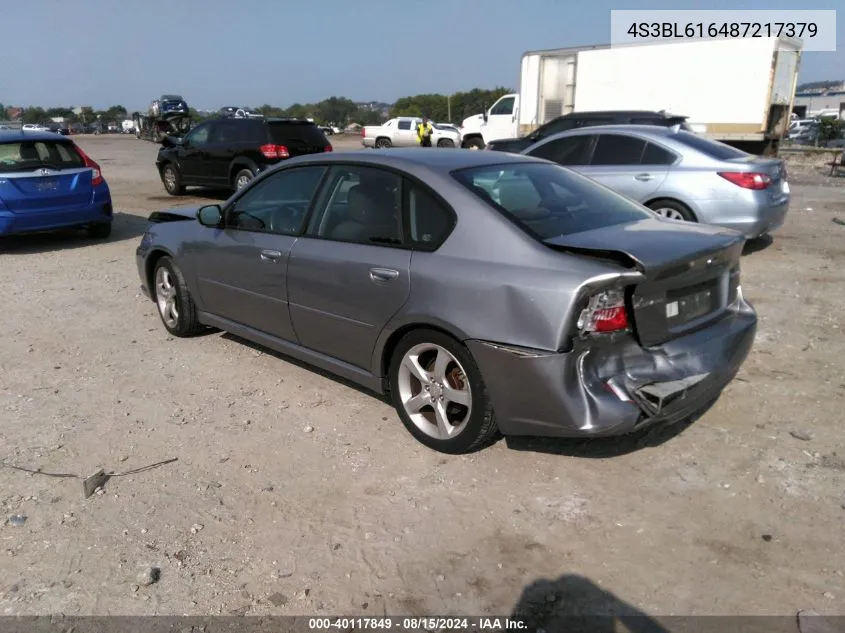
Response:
790,430,814,442
832,218,845,226
7,515,27,527
137,566,160,586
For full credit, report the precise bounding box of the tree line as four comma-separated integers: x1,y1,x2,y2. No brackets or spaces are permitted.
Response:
3,87,513,127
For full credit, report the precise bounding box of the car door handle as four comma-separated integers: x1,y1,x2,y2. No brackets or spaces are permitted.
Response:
369,268,399,282
260,249,282,262
634,173,654,181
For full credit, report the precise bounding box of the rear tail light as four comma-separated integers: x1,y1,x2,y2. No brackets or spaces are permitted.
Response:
259,144,290,159
361,128,366,137
324,145,333,152
75,145,103,186
577,289,629,334
718,171,771,190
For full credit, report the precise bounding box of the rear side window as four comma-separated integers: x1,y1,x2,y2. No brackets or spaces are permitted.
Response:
453,162,651,239
672,131,748,160
397,120,412,131
590,134,646,165
404,180,455,249
641,142,678,165
0,140,84,171
266,122,329,147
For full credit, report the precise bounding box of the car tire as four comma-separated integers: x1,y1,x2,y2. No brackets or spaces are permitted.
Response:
462,137,485,150
161,163,185,196
375,137,392,149
647,199,695,222
388,329,499,454
437,139,455,148
86,222,112,239
152,256,202,337
233,168,254,191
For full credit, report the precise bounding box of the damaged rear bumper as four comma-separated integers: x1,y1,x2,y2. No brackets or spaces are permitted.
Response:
467,298,756,438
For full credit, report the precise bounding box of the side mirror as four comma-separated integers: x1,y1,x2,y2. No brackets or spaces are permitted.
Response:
196,204,223,227
482,108,489,123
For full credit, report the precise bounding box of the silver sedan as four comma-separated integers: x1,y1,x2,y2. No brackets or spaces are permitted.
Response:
136,149,756,453
521,124,790,239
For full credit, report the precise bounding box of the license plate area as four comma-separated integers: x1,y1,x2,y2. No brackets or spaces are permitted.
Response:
665,278,720,326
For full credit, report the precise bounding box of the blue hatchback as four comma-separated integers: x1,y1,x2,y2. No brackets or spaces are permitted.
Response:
0,130,113,238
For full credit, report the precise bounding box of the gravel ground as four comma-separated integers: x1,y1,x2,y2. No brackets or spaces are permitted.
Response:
1,135,844,618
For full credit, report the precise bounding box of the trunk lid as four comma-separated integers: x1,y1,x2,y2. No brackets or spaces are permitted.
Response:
0,167,94,212
544,217,746,347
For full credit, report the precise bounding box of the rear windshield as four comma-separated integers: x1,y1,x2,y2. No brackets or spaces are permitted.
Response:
0,140,84,171
267,122,328,147
672,131,748,160
452,162,651,240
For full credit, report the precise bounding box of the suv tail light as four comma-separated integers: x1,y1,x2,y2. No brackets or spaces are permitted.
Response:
324,145,333,153
577,289,629,334
260,144,290,159
74,145,103,186
361,128,366,137
718,171,771,190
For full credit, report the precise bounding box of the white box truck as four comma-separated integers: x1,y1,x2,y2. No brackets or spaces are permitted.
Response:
460,37,802,154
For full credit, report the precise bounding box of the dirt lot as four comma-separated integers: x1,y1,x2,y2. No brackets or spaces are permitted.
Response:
1,135,844,619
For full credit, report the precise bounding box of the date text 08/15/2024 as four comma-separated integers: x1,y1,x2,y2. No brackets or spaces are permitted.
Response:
626,21,818,39
307,617,527,630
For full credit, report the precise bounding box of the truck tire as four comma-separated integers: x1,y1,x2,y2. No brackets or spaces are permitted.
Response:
462,136,485,150
375,137,392,149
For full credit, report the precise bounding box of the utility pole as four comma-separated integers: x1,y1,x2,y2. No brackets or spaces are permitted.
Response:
447,95,451,123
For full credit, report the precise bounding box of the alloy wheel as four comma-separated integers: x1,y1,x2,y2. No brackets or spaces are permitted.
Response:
396,343,472,440
155,267,179,328
654,207,686,221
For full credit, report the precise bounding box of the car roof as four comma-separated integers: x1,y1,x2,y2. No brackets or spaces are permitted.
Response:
562,110,687,119
543,124,683,138
0,130,69,143
289,148,542,172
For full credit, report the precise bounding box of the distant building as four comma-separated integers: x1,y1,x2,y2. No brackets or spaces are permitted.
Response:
793,83,845,118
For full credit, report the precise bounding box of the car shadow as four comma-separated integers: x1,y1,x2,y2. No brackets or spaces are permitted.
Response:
504,397,716,458
218,332,389,401
742,234,774,255
510,574,671,632
0,211,149,255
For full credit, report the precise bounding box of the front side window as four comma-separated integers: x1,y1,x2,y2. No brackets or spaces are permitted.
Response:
490,97,515,116
308,165,403,246
185,123,211,146
528,135,593,166
226,166,326,235
453,162,651,240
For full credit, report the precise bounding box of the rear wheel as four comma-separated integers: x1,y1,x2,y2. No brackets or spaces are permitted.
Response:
153,256,202,337
437,138,455,148
234,168,254,191
389,329,498,454
647,199,695,222
375,137,392,149
86,222,112,239
161,163,185,195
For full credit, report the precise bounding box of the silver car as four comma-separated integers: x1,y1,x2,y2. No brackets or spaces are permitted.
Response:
521,125,790,239
136,149,756,454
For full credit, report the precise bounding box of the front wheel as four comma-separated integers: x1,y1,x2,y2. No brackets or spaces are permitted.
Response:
437,138,455,148
462,137,485,150
153,256,202,337
389,329,498,454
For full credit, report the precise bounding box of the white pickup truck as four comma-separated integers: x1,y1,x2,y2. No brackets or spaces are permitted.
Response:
361,117,460,148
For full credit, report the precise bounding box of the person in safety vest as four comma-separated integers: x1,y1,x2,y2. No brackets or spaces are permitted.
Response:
416,116,434,147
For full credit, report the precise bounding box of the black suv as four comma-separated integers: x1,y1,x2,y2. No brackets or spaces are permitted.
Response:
486,110,691,154
156,117,332,195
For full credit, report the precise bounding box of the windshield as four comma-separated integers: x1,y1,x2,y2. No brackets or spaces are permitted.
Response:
0,140,85,171
452,162,652,240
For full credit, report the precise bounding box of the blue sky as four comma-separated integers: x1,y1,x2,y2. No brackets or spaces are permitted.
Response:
1,0,842,110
